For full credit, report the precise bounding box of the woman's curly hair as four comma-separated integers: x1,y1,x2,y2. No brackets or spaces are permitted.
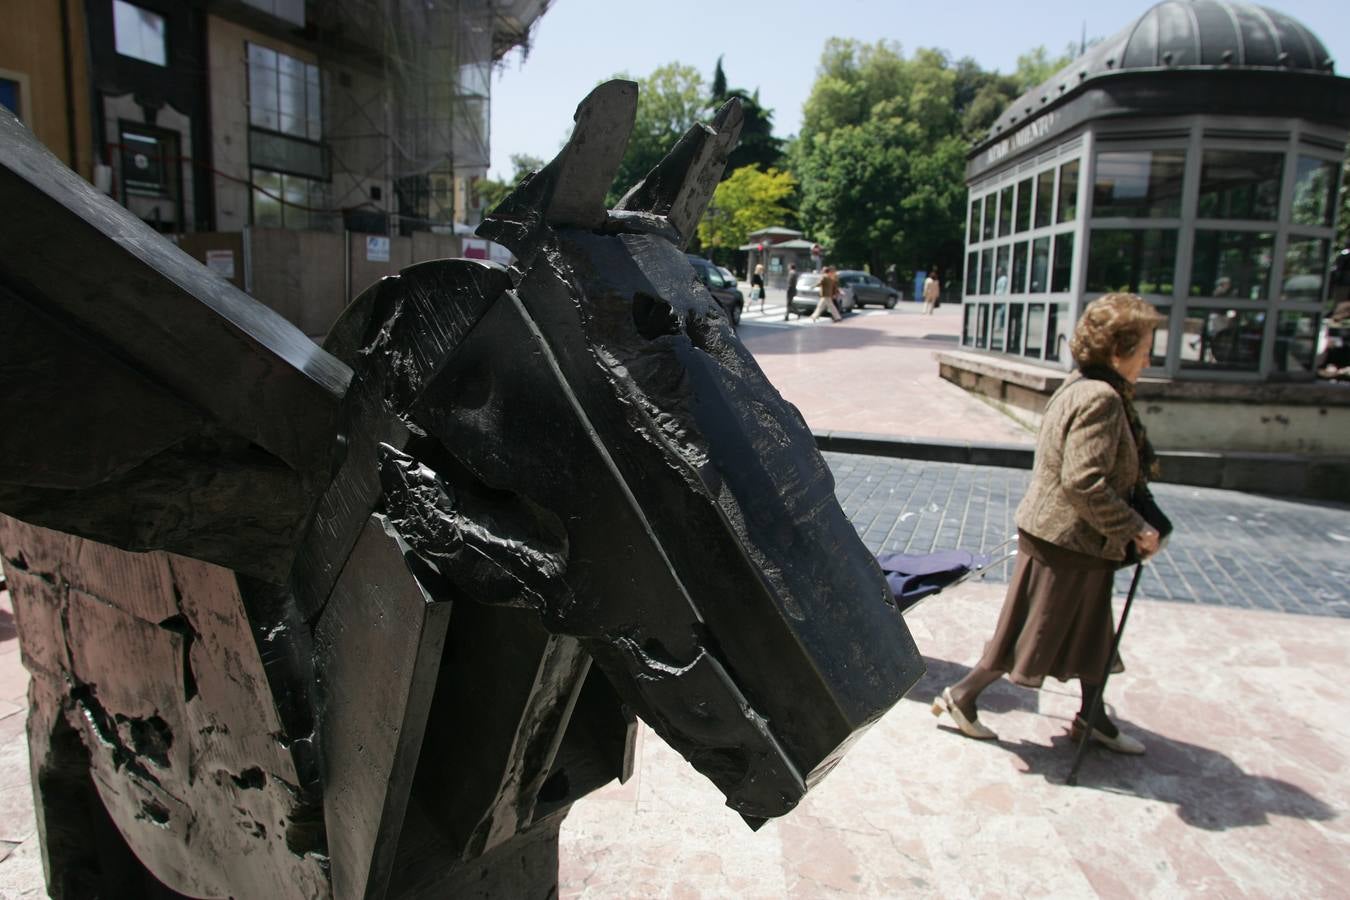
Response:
1070,293,1166,369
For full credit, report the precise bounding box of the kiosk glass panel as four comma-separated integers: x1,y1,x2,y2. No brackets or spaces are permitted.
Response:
1291,157,1340,227
1016,178,1032,232
1035,169,1055,228
1179,308,1265,370
1087,229,1178,295
1274,312,1318,372
1093,150,1185,218
1281,237,1329,302
1197,151,1282,220
1191,230,1274,300
1011,241,1029,293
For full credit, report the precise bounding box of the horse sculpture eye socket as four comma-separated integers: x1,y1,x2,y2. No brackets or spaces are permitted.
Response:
631,292,682,341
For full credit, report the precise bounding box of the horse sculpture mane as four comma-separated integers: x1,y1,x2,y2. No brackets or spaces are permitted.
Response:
0,80,922,898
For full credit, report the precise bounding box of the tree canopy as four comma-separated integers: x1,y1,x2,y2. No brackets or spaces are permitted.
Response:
790,40,1079,287
698,165,797,259
709,57,785,175
478,153,545,214
606,62,708,205
792,41,971,281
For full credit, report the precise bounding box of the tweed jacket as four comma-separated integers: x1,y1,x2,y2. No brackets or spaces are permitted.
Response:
1015,374,1147,561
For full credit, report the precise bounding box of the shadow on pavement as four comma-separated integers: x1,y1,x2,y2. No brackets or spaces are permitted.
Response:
738,318,889,356
906,656,1336,832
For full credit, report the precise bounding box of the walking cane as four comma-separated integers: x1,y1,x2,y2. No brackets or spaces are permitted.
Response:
1066,561,1144,786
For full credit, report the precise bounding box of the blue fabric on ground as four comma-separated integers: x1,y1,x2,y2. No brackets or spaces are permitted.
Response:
876,550,986,612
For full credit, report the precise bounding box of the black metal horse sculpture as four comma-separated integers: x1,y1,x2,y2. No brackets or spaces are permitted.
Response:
0,80,922,898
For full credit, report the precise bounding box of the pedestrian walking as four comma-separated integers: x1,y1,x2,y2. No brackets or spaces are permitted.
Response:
931,293,1167,755
809,266,842,323
784,263,799,321
751,264,766,312
923,270,941,314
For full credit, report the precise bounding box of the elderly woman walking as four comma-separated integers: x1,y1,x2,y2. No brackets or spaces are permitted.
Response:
932,293,1166,754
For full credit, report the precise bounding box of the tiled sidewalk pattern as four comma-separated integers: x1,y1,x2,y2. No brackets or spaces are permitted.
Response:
828,452,1350,618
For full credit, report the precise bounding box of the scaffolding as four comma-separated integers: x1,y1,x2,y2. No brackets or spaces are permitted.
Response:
311,0,548,235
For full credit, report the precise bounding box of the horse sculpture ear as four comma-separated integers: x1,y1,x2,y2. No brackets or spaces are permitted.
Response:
616,97,743,250
477,79,637,254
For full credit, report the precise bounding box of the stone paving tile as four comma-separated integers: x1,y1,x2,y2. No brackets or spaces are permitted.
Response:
826,452,1350,619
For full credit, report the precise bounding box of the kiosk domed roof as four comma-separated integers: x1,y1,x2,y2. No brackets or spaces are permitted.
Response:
1118,0,1330,72
985,1,1335,140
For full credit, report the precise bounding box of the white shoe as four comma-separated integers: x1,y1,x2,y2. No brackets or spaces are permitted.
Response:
1072,716,1145,755
932,687,997,740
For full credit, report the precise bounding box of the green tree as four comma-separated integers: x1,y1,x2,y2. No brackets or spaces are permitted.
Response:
1012,44,1077,92
607,62,708,204
478,153,545,214
955,43,1078,139
792,39,1086,289
793,40,968,280
698,165,797,258
709,57,785,175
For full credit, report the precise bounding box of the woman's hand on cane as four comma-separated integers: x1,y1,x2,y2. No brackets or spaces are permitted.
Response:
1133,526,1160,560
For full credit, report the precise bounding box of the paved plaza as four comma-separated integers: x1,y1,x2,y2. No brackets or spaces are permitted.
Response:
1,290,1347,897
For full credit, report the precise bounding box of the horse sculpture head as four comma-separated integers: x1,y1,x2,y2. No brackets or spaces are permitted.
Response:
0,81,921,899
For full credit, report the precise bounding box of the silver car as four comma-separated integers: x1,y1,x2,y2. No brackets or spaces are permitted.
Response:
788,272,855,317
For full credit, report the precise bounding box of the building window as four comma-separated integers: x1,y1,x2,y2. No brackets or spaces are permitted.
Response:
963,302,978,346
1290,156,1340,227
251,168,328,230
994,245,1010,294
1281,237,1329,302
1197,151,1282,220
1030,236,1050,293
113,1,167,66
1150,307,1170,367
982,195,995,241
979,248,993,294
1056,160,1079,223
248,43,321,140
976,303,990,348
1025,303,1045,356
1015,177,1032,232
1180,308,1265,371
1011,241,1029,293
1045,302,1068,361
1087,228,1178,295
966,251,978,295
1190,230,1273,299
1051,232,1074,292
1034,169,1054,228
990,303,1007,351
968,200,980,243
1092,150,1185,218
998,185,1014,237
1007,304,1024,354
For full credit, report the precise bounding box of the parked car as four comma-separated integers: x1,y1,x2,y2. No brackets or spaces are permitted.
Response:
788,272,856,317
837,269,900,308
686,255,744,326
716,265,738,288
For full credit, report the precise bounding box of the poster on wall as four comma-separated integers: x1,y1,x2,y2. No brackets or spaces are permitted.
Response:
205,249,236,279
366,235,390,262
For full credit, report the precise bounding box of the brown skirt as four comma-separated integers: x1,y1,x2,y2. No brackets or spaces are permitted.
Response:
978,530,1123,688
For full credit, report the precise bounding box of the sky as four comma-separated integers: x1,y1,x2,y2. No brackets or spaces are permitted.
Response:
487,0,1348,180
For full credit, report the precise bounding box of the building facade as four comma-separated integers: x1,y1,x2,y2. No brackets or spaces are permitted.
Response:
960,0,1350,382
3,0,548,335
